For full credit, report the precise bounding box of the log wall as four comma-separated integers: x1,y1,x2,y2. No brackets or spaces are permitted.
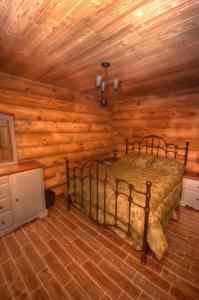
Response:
112,91,199,173
0,73,112,195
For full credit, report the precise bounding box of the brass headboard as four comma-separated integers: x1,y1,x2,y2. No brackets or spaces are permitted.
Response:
125,135,189,166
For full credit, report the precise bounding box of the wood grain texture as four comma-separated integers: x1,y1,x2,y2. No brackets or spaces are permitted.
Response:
0,1,198,97
112,91,199,173
0,197,198,300
0,284,12,300
0,73,112,195
1,259,26,298
15,256,40,293
3,234,22,260
22,243,46,273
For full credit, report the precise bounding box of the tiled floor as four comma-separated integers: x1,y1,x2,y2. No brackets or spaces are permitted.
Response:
0,197,198,300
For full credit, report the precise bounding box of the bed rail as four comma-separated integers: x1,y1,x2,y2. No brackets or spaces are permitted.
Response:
66,159,151,264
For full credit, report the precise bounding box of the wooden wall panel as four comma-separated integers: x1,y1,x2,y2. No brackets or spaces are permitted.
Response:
112,91,199,173
0,73,112,195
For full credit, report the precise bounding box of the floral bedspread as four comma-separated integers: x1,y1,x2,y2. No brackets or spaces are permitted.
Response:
69,157,184,260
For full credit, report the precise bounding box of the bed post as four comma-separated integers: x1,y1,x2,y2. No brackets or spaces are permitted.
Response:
125,138,128,155
141,181,151,264
66,160,71,211
184,141,189,167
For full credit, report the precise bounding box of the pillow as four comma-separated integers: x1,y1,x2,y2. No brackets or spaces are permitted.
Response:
133,155,155,168
151,157,185,174
126,153,140,163
121,153,155,168
119,153,138,163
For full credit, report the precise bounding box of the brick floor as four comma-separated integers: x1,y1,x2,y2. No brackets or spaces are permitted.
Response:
0,196,198,300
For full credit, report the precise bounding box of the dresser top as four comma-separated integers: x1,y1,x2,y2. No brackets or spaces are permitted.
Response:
184,171,199,180
0,161,43,177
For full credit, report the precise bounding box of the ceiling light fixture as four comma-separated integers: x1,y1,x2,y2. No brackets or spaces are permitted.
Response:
95,62,119,107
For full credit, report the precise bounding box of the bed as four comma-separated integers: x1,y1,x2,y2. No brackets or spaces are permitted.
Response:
66,135,189,264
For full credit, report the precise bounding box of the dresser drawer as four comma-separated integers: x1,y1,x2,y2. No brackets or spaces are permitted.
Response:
0,184,10,199
0,184,10,200
0,210,13,230
182,190,199,210
184,178,199,192
0,198,11,214
0,176,9,185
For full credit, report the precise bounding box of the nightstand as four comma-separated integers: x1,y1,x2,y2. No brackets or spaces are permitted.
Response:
180,172,199,210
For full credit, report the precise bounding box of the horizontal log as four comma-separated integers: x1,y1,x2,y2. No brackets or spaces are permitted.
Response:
45,174,66,190
112,109,199,128
113,109,199,121
34,147,111,168
0,103,110,123
17,140,111,160
43,152,111,180
15,120,111,133
112,118,199,129
113,128,199,140
43,163,66,179
16,132,112,147
113,136,199,150
0,88,111,116
114,93,199,111
0,73,94,103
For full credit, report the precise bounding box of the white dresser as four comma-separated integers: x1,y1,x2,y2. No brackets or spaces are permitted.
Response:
0,162,47,237
181,172,199,210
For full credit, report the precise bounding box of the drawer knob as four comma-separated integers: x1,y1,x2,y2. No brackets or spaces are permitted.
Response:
0,206,2,210
196,198,199,201
15,199,20,202
1,221,5,225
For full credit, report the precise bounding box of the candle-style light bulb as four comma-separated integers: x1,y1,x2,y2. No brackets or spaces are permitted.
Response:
101,81,105,92
96,75,102,88
113,78,119,91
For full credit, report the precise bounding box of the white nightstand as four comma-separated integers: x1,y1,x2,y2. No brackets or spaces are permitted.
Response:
180,172,199,210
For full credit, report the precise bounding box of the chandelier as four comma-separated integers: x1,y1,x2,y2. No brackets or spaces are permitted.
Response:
95,62,119,107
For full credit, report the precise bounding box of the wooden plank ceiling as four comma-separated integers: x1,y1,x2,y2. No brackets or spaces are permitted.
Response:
0,0,199,98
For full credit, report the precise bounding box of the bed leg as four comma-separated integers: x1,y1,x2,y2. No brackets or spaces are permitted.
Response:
66,160,71,211
141,242,148,265
141,181,151,265
67,194,71,211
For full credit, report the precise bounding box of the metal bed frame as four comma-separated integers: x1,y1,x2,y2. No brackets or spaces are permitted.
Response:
66,135,189,264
